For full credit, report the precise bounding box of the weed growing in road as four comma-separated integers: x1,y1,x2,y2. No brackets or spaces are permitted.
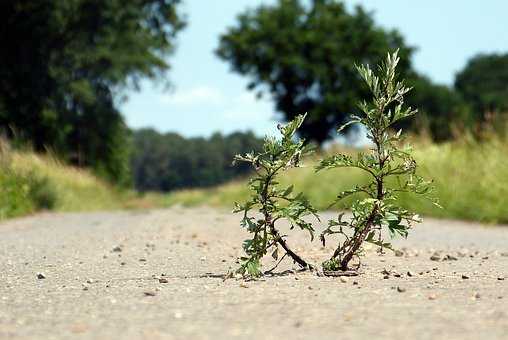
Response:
317,51,440,272
232,114,318,277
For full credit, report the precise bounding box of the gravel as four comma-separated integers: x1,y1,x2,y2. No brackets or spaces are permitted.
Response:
0,207,507,340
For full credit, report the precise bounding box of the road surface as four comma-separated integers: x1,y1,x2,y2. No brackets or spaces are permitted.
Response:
1,207,507,339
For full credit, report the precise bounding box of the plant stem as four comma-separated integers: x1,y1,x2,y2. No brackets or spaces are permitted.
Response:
269,223,314,270
335,131,385,271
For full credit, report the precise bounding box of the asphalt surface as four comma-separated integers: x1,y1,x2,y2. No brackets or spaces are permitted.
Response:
1,207,507,340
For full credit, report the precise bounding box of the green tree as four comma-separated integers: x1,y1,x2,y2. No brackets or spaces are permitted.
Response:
404,75,469,141
217,0,414,144
0,0,185,183
455,53,508,122
130,129,264,192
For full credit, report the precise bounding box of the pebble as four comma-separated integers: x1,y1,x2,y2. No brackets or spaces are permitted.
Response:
144,291,156,297
444,254,458,261
340,277,348,283
397,286,406,293
394,250,404,257
159,278,169,284
112,246,122,252
497,276,505,281
37,273,46,280
200,256,206,261
461,274,470,279
407,271,414,277
86,279,94,284
430,254,441,261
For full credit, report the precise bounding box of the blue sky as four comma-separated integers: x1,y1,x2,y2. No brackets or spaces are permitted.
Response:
120,0,508,137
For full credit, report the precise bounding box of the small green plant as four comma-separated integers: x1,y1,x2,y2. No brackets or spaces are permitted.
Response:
232,114,318,277
317,51,440,272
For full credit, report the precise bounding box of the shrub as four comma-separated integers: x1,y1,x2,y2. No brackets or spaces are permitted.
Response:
317,51,439,272
231,114,318,277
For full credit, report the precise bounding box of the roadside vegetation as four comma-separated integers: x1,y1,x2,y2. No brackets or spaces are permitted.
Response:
0,141,129,220
165,134,508,224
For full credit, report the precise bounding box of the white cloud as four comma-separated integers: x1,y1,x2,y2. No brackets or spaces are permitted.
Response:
160,86,224,106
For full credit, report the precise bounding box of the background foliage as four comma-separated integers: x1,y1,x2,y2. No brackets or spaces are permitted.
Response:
131,129,263,192
0,0,185,185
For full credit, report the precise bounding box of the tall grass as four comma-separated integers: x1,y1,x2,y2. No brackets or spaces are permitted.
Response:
0,140,126,219
165,136,508,224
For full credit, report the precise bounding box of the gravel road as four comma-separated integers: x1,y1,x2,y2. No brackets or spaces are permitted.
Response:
1,207,507,340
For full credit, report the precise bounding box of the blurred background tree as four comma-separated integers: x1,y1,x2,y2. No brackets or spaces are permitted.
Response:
131,129,263,192
0,0,185,185
455,53,508,134
217,0,478,144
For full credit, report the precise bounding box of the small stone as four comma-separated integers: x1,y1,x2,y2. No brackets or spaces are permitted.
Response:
353,281,359,285
497,276,505,281
120,262,126,266
482,256,489,260
383,275,389,279
393,273,401,278
159,278,169,284
82,286,89,291
139,258,147,262
461,274,470,279
340,277,348,283
36,273,46,280
308,286,313,290
394,250,404,257
474,292,481,299
430,254,441,261
200,256,206,261
500,252,508,257
144,291,156,297
239,282,249,288
112,246,122,252
397,286,406,293
407,271,414,277
86,278,94,284
444,254,458,261
428,294,437,300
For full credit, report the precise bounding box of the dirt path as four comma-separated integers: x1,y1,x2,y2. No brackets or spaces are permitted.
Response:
1,207,507,340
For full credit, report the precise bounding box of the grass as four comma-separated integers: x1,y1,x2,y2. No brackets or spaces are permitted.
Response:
0,142,131,220
165,136,508,224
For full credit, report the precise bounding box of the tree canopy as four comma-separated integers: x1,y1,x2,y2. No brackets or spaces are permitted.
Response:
217,0,414,144
455,53,508,121
131,129,264,192
0,0,185,184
